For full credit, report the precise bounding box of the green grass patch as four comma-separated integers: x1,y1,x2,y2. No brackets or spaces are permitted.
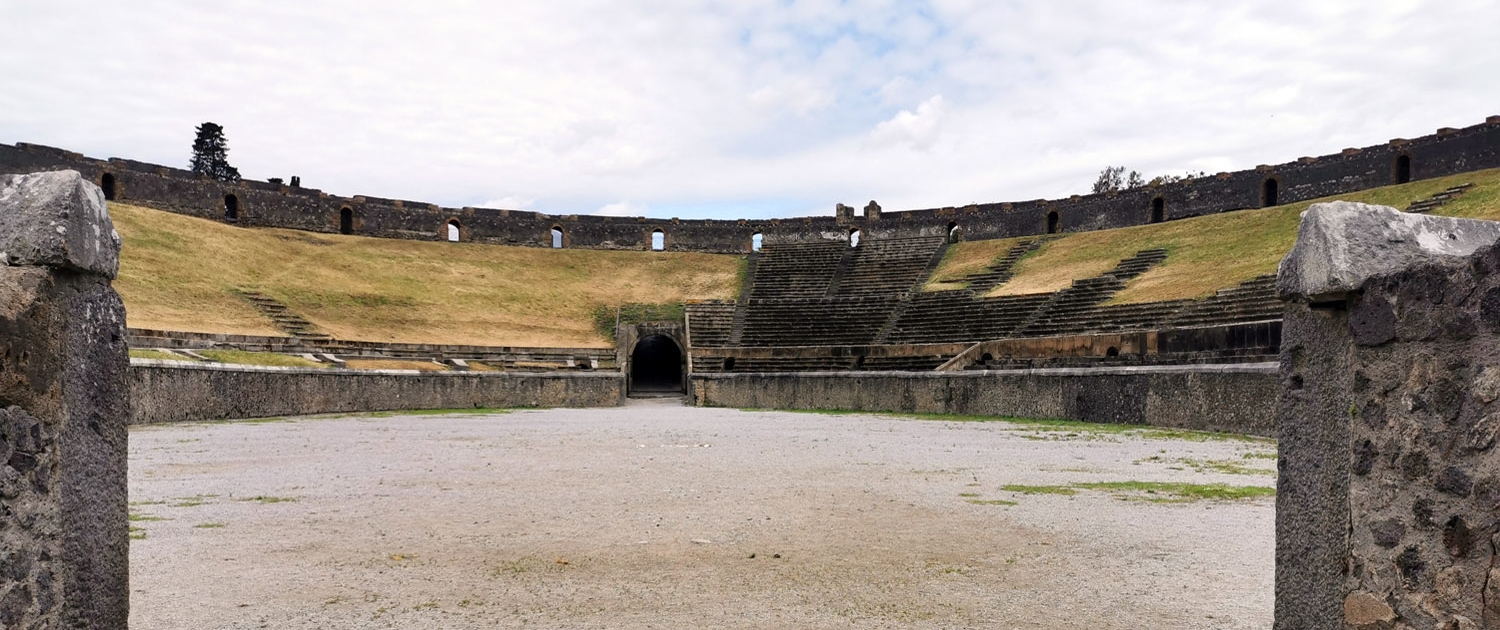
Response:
129,526,146,540
169,494,219,508
966,499,1019,506
1075,481,1275,503
402,407,515,416
130,348,193,361
196,350,326,369
1001,484,1078,496
194,522,227,529
593,302,686,342
977,168,1500,303
1136,455,1274,475
1242,451,1278,460
128,513,168,522
240,495,298,504
766,409,1271,443
923,235,1036,291
957,492,981,498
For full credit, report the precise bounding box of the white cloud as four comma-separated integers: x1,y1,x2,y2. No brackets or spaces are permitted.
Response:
868,95,946,151
0,0,1497,219
482,196,536,211
596,201,648,217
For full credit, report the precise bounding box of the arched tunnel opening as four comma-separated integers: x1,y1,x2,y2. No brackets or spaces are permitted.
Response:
630,334,683,395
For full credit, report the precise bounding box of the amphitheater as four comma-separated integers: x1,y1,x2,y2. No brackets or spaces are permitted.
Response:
4,117,1500,629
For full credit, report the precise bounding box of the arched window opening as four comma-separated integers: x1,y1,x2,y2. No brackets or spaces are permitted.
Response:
651,229,665,251
1105,346,1120,357
1150,197,1165,224
223,194,239,222
101,173,117,201
551,226,564,249
630,334,683,394
1395,155,1413,184
339,208,353,235
446,219,461,242
946,221,961,244
1045,211,1059,234
723,357,736,371
849,228,861,248
751,232,763,252
980,352,994,363
1262,178,1279,208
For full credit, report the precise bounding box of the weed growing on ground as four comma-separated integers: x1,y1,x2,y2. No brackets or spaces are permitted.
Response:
1074,481,1275,503
992,481,1274,503
240,495,298,504
194,522,227,529
1241,451,1278,460
169,494,219,508
402,408,516,416
1000,484,1077,496
129,348,192,361
129,526,146,540
769,409,1273,444
967,499,1019,506
196,349,327,369
128,513,168,522
1134,456,1275,476
957,492,980,498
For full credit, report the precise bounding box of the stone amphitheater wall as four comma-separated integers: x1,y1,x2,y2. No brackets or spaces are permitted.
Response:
3,118,1497,253
127,361,625,425
690,364,1278,437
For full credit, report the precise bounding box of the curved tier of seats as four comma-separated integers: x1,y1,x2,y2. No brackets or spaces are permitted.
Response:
738,296,900,347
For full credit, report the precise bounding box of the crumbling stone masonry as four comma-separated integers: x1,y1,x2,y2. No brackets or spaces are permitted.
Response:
0,171,129,629
1276,201,1500,629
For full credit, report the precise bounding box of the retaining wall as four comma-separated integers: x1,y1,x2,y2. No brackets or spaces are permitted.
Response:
128,361,624,424
2,118,1497,253
690,364,1278,436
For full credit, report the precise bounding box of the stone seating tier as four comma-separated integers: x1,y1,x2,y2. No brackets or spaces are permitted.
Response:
684,302,736,347
882,292,1051,344
746,241,848,299
737,297,900,347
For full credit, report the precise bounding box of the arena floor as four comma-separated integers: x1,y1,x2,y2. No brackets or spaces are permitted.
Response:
126,400,1276,629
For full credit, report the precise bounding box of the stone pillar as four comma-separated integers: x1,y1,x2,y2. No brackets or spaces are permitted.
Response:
835,203,853,225
0,170,129,628
1276,201,1500,630
863,200,881,222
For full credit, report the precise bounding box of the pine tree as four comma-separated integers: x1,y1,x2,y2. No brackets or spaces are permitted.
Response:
189,122,241,182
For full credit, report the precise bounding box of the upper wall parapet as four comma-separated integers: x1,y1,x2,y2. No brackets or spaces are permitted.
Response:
3,117,1498,253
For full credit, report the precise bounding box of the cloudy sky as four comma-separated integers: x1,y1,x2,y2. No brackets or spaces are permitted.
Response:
2,1,1497,219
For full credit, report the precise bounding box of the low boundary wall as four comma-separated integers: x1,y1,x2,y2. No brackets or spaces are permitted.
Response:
690,364,1278,436
128,361,624,424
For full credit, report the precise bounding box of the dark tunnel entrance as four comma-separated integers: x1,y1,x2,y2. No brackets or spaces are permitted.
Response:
630,334,684,395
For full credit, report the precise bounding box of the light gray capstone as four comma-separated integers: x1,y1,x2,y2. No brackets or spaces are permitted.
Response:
1277,201,1500,301
0,170,121,278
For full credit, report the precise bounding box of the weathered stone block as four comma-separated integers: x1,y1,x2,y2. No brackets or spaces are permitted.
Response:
0,170,128,629
1277,202,1500,629
1276,201,1500,302
0,170,120,278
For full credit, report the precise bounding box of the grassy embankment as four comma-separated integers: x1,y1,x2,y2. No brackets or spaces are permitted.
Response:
111,204,744,348
924,168,1500,303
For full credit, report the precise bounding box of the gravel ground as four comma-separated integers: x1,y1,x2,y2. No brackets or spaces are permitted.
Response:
127,399,1276,629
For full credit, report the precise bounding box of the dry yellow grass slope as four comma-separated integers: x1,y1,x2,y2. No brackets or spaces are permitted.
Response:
111,204,744,348
969,168,1500,303
923,236,1033,291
